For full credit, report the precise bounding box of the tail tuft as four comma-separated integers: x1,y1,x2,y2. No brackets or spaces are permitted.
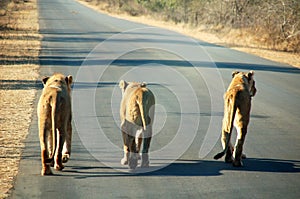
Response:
214,152,225,160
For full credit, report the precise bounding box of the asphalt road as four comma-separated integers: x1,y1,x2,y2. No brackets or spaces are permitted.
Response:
11,0,300,198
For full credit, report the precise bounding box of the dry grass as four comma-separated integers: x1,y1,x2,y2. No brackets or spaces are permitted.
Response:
78,0,300,68
0,0,40,198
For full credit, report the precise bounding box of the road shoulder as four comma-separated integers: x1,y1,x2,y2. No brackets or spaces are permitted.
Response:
0,0,40,198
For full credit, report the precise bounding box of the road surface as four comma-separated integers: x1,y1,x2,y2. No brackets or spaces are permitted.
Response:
11,0,300,198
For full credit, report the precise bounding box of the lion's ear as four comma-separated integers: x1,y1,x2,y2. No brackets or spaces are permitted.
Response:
119,80,127,89
248,70,254,77
232,71,239,78
141,82,147,87
42,76,49,85
247,70,254,80
65,75,73,86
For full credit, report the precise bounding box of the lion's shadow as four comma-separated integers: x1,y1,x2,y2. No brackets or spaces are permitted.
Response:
65,158,300,178
141,158,300,176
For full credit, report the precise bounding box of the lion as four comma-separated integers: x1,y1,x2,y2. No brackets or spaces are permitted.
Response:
214,71,256,167
37,73,73,175
119,80,155,170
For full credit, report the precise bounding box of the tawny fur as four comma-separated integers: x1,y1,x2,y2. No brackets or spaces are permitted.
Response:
119,80,155,170
214,71,256,167
37,73,73,175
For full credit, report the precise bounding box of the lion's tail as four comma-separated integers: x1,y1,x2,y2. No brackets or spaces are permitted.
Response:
137,89,148,131
214,92,237,160
49,95,58,161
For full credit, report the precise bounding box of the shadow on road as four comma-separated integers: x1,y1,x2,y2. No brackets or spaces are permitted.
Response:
38,56,300,74
62,158,300,179
35,29,300,74
42,57,300,74
72,81,161,89
142,158,300,176
0,79,43,90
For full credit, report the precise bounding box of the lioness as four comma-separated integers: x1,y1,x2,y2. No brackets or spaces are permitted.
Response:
214,71,256,167
37,73,73,175
119,80,155,169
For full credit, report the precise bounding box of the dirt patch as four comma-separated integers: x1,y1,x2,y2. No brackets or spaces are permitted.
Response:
78,0,300,68
0,0,40,198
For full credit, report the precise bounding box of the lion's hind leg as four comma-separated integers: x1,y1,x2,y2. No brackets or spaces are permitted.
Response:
135,129,143,160
62,118,72,163
218,95,236,163
232,104,250,167
128,135,138,170
141,137,151,168
141,127,152,168
233,126,248,167
39,121,53,175
41,149,53,175
221,130,233,163
54,128,65,171
121,131,129,165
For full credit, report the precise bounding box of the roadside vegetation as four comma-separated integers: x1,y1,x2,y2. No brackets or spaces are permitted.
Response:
80,0,300,67
87,0,300,52
0,0,40,198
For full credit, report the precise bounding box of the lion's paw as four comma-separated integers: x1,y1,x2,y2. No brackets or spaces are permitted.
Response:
54,164,65,171
233,160,243,167
141,161,149,168
129,160,138,170
128,154,138,170
62,154,70,163
225,156,233,163
241,153,247,159
141,153,149,168
41,166,53,176
121,157,128,165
